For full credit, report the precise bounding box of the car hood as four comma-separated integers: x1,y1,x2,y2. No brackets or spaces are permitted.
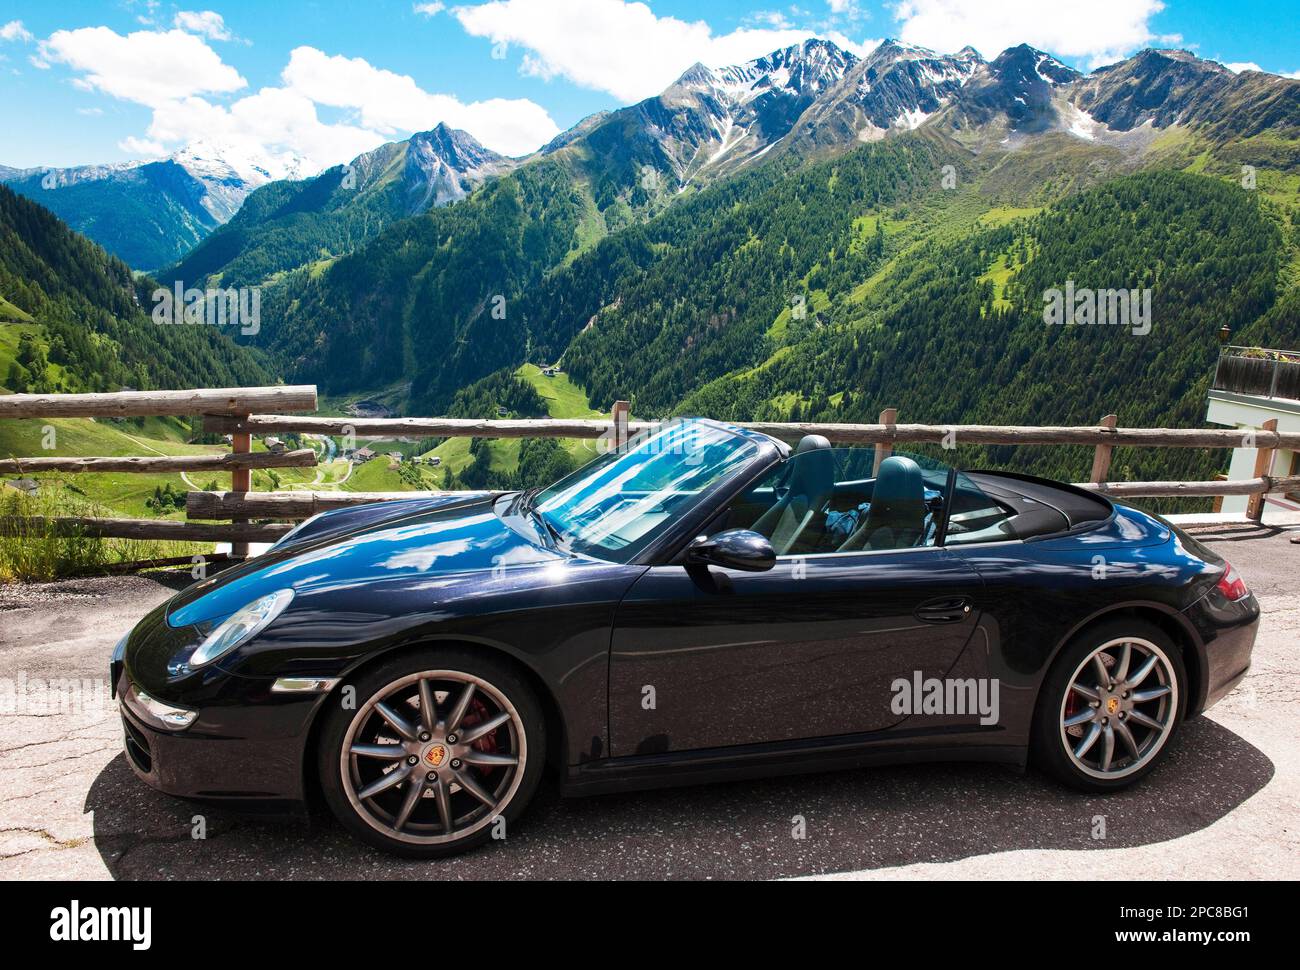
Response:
167,493,565,628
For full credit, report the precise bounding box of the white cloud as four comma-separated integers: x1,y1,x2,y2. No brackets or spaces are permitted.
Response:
746,10,796,29
280,47,559,154
1,19,34,42
38,24,559,171
414,2,447,14
1282,70,1300,80
174,11,235,41
144,89,387,174
1224,61,1263,74
451,0,816,102
39,27,246,105
826,31,884,59
891,0,1175,68
119,135,167,156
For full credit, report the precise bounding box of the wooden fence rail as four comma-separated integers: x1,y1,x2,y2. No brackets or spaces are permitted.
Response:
185,490,474,520
203,414,1300,451
1081,475,1300,498
0,385,318,419
202,414,657,439
737,422,1300,450
0,448,316,476
3,385,1297,554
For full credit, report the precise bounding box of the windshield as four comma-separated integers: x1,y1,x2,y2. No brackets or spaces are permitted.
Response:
533,419,761,563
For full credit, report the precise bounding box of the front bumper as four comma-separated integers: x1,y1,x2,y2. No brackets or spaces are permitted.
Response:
113,661,324,804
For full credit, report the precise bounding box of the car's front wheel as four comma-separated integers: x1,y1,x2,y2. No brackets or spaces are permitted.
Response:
318,647,546,857
1033,619,1186,792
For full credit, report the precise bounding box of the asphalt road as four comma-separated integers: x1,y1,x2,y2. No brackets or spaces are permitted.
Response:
1,524,1296,880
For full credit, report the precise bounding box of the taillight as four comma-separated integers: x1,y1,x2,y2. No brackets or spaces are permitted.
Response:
1216,563,1250,602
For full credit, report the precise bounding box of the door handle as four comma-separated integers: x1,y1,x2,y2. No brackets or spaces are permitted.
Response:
914,596,973,624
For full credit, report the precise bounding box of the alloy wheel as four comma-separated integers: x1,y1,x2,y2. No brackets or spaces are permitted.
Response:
339,670,526,845
1059,636,1178,780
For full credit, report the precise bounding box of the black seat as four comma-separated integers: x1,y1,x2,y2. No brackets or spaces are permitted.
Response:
840,455,927,551
751,435,835,554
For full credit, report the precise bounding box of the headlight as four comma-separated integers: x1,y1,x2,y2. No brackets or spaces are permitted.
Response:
191,588,295,667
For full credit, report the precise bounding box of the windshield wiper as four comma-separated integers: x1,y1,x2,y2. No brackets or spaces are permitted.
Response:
517,486,564,549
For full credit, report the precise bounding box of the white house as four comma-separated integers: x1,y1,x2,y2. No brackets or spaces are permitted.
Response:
1205,346,1300,517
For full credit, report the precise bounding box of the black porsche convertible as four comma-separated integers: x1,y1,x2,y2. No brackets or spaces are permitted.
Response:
113,418,1259,856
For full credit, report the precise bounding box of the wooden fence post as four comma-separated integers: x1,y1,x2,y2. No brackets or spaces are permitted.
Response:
611,400,630,453
873,407,897,476
1089,414,1119,483
1245,418,1278,523
230,415,252,557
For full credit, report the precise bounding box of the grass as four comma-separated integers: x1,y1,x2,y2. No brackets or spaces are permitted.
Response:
977,252,1016,312
978,206,1043,227
0,296,34,323
0,486,212,582
415,363,608,479
517,363,603,419
342,456,419,492
766,290,831,344
0,322,76,390
0,416,232,519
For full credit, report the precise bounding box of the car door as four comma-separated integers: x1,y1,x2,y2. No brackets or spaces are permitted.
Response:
608,548,983,756
607,448,986,757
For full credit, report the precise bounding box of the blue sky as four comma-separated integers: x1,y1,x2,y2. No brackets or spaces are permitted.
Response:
2,0,1297,171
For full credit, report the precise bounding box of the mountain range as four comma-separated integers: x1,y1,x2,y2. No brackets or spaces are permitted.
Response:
17,38,1297,282
0,142,307,271
3,36,1299,503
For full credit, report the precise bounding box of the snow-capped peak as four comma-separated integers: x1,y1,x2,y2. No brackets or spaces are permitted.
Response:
170,140,309,186
694,38,858,106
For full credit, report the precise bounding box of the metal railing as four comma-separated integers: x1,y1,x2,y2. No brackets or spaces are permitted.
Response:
1213,346,1300,402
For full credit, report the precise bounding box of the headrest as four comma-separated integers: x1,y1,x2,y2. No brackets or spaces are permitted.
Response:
795,434,831,454
873,455,924,505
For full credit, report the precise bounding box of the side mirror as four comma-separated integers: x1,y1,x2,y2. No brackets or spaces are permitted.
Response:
687,529,776,573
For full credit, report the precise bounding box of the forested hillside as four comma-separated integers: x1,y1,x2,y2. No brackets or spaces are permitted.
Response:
0,184,271,394
163,162,395,291
559,136,958,411
3,161,220,272
261,158,597,411
16,37,1290,501
681,171,1291,487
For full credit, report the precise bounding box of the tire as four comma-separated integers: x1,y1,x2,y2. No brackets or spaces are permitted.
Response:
317,647,546,858
1032,619,1187,793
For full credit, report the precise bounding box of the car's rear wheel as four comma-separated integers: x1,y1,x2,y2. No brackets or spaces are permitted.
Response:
1033,619,1186,792
318,648,546,857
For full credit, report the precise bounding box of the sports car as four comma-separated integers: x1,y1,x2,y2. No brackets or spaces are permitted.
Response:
112,418,1260,856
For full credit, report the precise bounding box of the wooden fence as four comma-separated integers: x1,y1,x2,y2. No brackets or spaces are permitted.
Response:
0,385,317,552
3,389,1299,556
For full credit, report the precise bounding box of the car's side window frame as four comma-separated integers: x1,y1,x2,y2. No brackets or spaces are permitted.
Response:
695,454,1034,561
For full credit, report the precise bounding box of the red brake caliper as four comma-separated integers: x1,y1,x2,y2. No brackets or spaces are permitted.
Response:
1064,689,1081,735
458,698,500,773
